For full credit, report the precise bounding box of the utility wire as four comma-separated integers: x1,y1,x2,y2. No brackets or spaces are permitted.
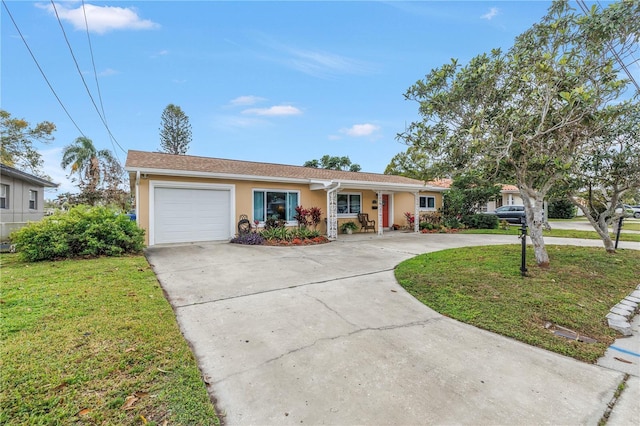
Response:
80,0,122,164
82,0,107,122
1,0,87,138
576,0,640,92
49,0,127,156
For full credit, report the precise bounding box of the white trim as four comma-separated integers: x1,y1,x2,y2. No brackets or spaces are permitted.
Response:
28,189,37,210
135,171,140,226
418,195,437,211
251,188,300,225
336,192,362,217
148,180,235,246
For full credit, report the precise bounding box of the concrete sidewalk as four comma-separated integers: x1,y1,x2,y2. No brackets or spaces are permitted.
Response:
146,233,637,425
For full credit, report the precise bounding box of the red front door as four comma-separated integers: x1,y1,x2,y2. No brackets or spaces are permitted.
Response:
382,194,389,228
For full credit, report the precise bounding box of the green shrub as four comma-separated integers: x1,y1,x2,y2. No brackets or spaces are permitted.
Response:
461,213,499,229
419,222,436,230
548,198,576,219
11,205,145,261
443,217,463,229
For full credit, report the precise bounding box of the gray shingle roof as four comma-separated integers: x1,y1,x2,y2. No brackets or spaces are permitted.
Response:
125,150,447,189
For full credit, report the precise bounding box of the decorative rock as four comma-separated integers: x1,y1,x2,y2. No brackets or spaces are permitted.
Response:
618,298,638,308
607,318,632,336
606,285,640,335
610,306,633,317
606,312,628,321
615,303,635,313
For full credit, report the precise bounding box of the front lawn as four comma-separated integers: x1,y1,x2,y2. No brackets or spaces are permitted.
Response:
461,227,640,242
0,254,219,425
395,245,640,363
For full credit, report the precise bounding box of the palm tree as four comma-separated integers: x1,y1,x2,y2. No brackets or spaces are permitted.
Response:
60,136,117,193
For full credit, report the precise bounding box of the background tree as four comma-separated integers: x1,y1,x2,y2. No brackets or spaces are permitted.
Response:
159,104,192,155
397,0,639,267
0,109,55,176
61,136,119,206
303,155,361,172
442,174,502,222
385,145,436,180
562,102,640,252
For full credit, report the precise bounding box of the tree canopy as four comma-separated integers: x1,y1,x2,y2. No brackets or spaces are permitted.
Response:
0,109,55,176
304,155,361,172
159,104,192,155
396,0,640,266
61,136,124,206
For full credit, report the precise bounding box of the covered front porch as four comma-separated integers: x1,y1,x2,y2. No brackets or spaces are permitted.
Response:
309,180,445,240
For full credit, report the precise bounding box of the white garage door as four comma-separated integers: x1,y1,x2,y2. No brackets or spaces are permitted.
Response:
154,187,231,244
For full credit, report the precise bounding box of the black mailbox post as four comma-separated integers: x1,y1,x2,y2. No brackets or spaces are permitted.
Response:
519,217,528,276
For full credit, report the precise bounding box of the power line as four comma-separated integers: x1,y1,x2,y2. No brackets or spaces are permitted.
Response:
576,0,640,92
49,0,127,156
1,0,87,138
80,0,122,163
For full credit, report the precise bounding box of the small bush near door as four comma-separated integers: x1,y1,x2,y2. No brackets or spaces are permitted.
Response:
11,205,145,261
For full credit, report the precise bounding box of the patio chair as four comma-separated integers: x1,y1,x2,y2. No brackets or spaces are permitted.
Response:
357,213,376,233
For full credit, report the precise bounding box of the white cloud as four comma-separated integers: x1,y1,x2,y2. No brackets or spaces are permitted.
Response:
288,48,372,78
151,50,169,58
242,105,302,116
229,95,266,107
37,2,160,34
98,68,119,77
254,34,375,78
341,123,380,137
481,7,500,20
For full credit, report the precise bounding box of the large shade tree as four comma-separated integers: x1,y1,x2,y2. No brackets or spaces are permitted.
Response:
397,0,639,267
0,109,55,176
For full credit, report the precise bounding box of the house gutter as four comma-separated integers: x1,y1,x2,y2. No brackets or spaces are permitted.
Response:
135,171,140,225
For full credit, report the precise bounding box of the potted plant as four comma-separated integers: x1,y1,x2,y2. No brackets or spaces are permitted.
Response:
340,221,359,234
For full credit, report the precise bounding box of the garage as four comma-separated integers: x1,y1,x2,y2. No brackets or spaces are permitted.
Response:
152,184,233,245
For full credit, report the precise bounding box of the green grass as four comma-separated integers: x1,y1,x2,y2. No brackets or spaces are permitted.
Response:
0,254,219,426
621,221,640,232
460,227,640,242
395,245,640,363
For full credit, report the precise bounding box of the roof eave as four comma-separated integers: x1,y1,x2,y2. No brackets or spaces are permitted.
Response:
0,164,59,187
124,166,448,192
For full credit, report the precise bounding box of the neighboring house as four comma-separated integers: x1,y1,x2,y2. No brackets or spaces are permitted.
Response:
0,163,59,241
484,184,523,211
432,179,523,212
124,150,447,246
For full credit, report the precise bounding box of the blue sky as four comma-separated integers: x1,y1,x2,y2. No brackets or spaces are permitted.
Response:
3,1,571,197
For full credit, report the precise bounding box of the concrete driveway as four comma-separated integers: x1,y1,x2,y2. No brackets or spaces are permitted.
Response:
146,233,628,425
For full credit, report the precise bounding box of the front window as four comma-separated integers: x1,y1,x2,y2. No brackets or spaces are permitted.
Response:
253,190,298,222
419,196,435,210
337,193,361,215
29,190,37,210
0,184,8,209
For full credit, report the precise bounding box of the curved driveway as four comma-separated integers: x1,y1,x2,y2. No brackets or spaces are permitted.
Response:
146,233,631,425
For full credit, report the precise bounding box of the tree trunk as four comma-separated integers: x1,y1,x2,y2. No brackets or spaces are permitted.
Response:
519,186,550,267
574,202,616,253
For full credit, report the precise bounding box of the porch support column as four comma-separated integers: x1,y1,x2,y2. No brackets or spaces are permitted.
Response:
377,191,383,236
414,192,420,233
327,187,338,240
